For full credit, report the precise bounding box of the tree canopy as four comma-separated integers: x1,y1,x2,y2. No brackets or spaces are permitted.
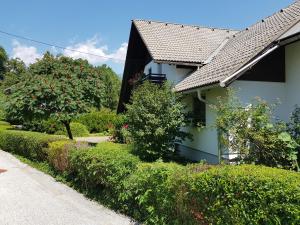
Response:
4,52,121,139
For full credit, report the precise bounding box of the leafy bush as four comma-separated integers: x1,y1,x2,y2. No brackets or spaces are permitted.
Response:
55,122,89,137
75,109,118,134
126,81,191,161
69,142,140,200
111,114,131,143
48,140,88,172
179,165,300,225
213,92,298,170
22,117,64,134
121,162,185,224
0,129,63,160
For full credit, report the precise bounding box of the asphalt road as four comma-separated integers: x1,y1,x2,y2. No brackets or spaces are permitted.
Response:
0,150,135,225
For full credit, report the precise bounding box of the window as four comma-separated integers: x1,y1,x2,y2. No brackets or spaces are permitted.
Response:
193,96,206,126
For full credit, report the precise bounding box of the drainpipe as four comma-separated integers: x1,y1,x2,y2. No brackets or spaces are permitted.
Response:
197,89,208,103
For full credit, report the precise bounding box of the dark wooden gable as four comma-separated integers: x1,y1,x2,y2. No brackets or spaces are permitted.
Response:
117,23,152,113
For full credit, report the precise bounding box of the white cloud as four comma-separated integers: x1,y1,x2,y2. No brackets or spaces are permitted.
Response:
11,40,42,65
63,36,127,65
10,36,128,67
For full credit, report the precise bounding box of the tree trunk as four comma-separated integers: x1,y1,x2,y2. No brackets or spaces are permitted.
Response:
63,121,73,140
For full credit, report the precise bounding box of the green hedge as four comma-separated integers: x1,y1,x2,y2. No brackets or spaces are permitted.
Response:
55,122,89,137
75,109,118,133
0,123,299,225
69,142,140,194
180,165,300,225
0,129,63,161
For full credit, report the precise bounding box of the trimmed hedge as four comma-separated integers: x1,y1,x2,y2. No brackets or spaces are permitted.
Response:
69,142,140,192
0,123,299,225
0,129,63,161
55,122,89,137
121,162,185,224
75,109,118,133
180,165,300,225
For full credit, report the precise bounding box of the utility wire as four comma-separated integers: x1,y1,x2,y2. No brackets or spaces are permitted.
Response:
0,29,125,61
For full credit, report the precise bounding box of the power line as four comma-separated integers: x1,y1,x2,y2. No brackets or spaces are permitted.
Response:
0,29,125,61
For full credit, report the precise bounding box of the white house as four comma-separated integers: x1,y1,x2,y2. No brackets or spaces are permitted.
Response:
118,1,300,163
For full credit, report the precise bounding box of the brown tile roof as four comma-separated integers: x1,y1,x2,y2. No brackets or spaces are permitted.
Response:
175,1,300,91
133,19,238,64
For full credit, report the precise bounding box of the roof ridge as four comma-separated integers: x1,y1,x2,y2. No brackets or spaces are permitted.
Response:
132,19,239,32
232,1,300,37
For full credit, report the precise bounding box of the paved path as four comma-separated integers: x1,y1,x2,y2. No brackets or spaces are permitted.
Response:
75,136,110,144
0,150,135,225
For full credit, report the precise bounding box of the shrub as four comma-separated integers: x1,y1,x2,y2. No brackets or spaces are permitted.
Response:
213,91,298,170
47,140,88,172
121,162,185,225
179,165,300,225
75,109,118,133
111,114,131,143
0,121,11,131
69,142,140,200
55,122,89,137
22,117,64,134
0,129,63,160
126,81,191,161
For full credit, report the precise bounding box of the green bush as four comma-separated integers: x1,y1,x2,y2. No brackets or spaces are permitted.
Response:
214,91,298,170
126,81,191,161
0,121,11,131
0,129,63,160
178,165,300,225
22,118,64,134
55,122,89,137
121,162,185,224
48,140,89,172
75,109,118,133
69,142,140,199
111,114,131,143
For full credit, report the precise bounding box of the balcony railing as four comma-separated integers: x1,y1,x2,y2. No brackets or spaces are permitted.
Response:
141,73,167,84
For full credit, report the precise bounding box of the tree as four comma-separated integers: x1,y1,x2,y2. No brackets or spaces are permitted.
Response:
0,46,8,80
95,64,121,110
126,81,191,161
6,53,105,139
1,58,27,89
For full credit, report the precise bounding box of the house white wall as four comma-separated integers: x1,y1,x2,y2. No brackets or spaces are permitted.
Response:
284,40,300,119
230,40,300,122
143,40,300,163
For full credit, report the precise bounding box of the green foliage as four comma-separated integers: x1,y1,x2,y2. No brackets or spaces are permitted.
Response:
55,122,89,137
213,91,298,170
96,65,121,110
75,109,117,133
1,58,27,90
287,106,300,166
0,91,6,120
48,140,88,172
6,52,120,139
69,142,140,201
121,162,185,225
179,165,300,225
0,46,8,80
1,125,298,224
0,129,63,160
126,81,191,161
111,114,131,143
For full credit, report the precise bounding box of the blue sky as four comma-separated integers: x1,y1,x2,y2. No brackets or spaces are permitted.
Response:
0,0,294,74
